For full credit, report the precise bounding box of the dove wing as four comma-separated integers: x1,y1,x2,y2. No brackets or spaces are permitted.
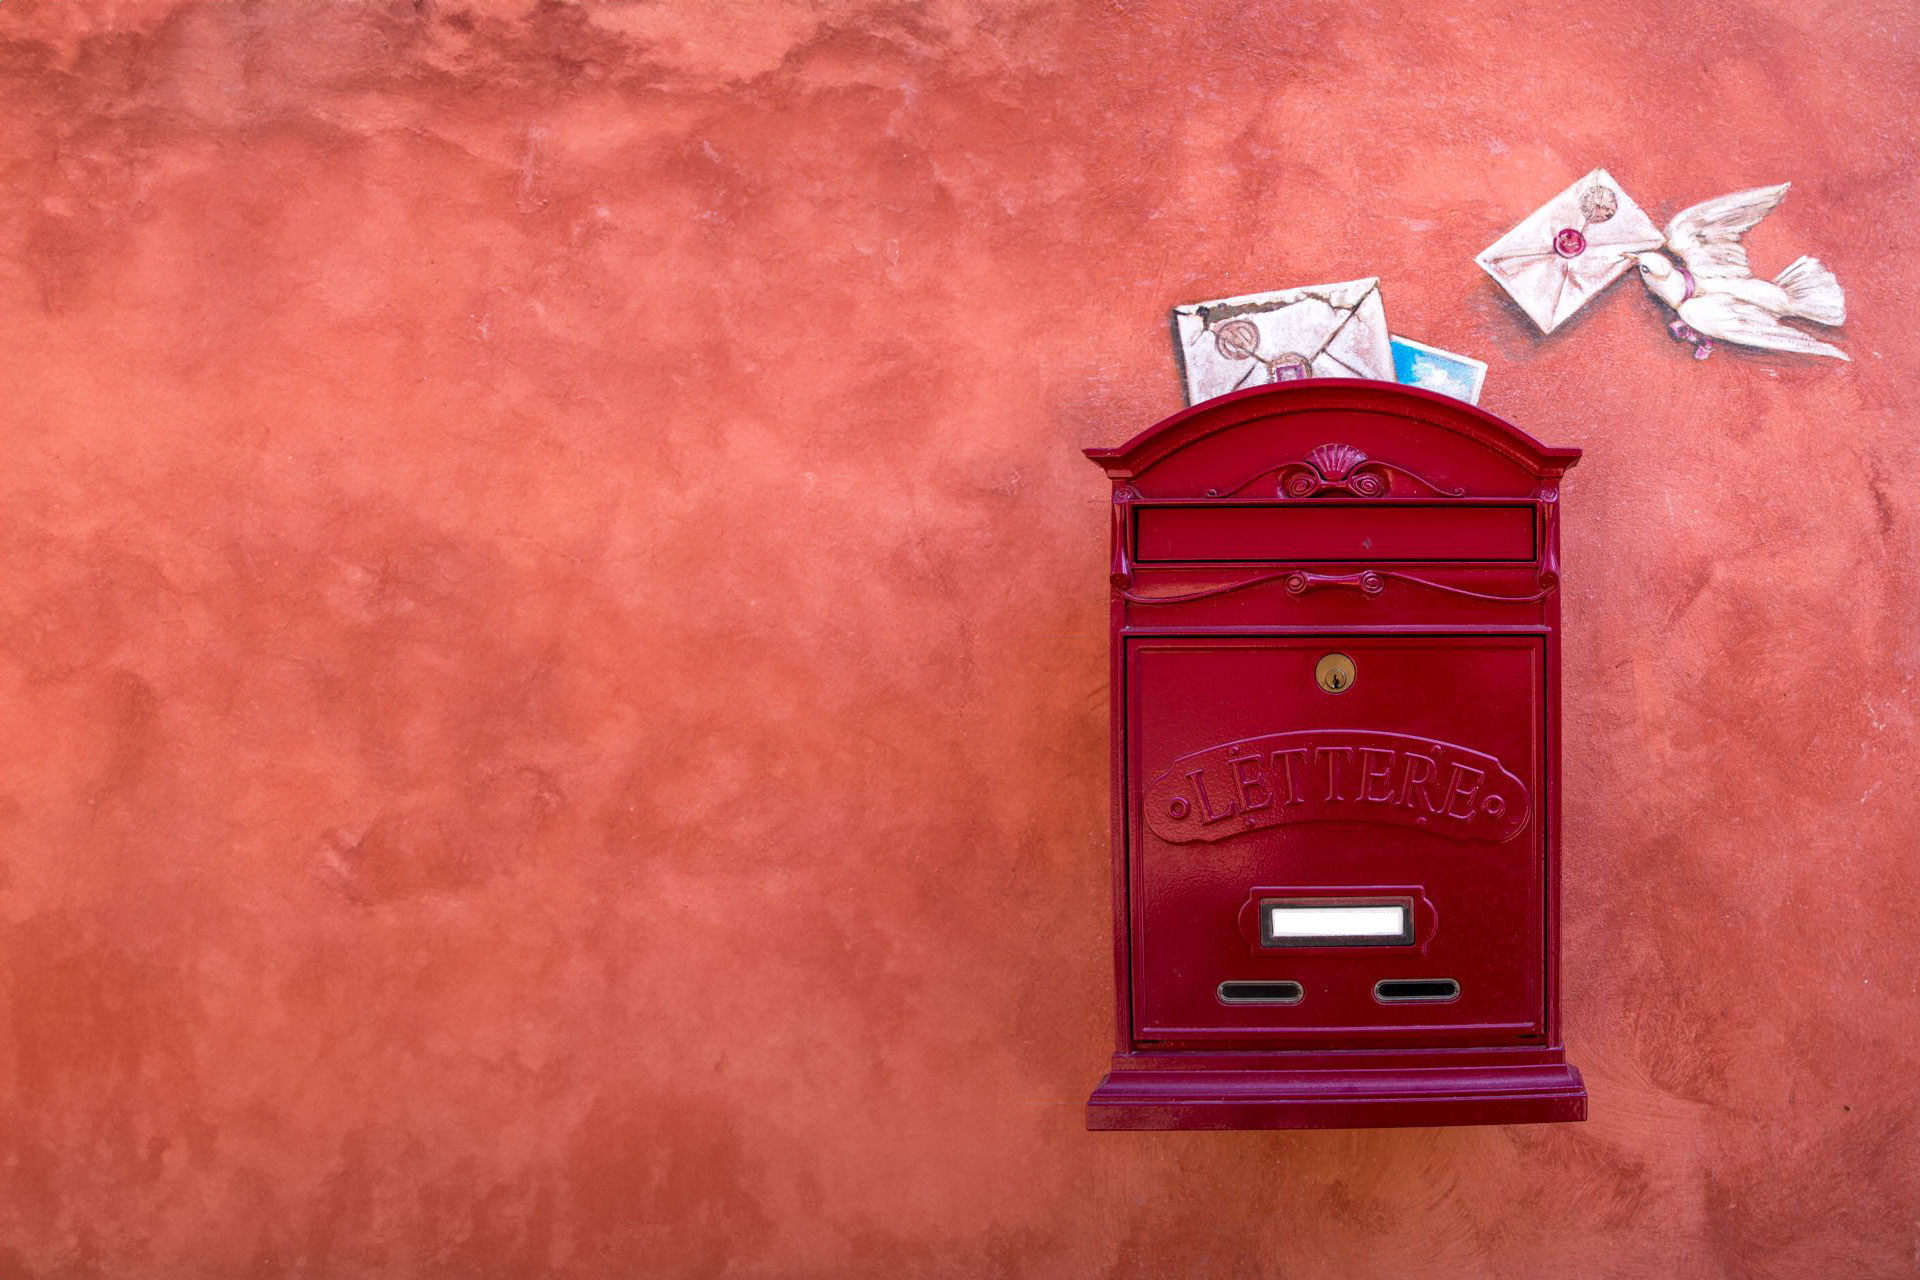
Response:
1664,183,1791,280
1681,294,1848,360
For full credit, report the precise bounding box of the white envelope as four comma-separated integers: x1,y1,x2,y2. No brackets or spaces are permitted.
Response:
1172,278,1394,405
1475,168,1664,334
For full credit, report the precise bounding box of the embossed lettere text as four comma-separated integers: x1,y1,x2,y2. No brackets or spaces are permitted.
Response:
1145,729,1531,844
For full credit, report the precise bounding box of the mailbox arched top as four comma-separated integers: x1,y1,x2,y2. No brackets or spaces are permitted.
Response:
1084,380,1581,489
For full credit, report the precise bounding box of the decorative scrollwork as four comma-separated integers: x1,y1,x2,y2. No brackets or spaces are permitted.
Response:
1305,443,1368,484
1116,570,1298,605
1206,442,1464,500
1284,570,1385,596
1109,486,1137,589
1376,570,1559,602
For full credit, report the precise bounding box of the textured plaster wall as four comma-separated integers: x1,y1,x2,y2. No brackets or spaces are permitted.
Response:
1,2,1916,1276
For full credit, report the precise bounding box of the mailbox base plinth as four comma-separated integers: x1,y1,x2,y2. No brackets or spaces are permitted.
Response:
1087,1061,1587,1131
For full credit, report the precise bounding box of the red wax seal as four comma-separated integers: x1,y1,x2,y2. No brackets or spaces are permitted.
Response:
1268,353,1312,381
1552,227,1587,258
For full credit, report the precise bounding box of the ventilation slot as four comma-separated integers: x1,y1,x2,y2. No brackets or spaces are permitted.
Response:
1217,981,1304,1006
1373,978,1459,1003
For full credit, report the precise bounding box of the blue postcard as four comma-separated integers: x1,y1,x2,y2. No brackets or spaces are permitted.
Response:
1390,335,1487,404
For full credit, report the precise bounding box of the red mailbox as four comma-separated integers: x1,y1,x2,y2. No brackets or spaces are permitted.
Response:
1084,379,1587,1130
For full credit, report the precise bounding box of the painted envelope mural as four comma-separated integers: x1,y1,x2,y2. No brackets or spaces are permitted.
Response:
1475,168,1665,335
1172,278,1394,405
1479,169,1848,360
1168,170,1848,410
1173,281,1486,407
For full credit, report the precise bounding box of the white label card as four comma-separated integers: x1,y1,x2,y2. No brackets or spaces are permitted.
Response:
1266,905,1408,939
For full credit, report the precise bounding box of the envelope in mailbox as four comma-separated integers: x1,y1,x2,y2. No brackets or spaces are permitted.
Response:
1172,278,1394,405
1475,168,1664,334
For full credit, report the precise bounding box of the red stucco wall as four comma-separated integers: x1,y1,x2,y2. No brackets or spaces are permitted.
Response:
2,2,1916,1275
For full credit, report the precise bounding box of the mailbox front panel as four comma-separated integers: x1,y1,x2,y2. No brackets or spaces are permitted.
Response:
1128,635,1543,1043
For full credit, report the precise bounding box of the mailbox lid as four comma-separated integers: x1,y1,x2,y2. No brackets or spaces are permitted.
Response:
1127,634,1546,1045
1088,380,1581,634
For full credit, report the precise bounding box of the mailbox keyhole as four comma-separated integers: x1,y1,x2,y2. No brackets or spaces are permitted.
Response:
1315,653,1356,694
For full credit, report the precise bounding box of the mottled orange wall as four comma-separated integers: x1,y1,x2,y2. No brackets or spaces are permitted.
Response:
0,1,1915,1276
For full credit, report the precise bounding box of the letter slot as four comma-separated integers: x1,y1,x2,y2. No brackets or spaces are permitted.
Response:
1218,981,1304,1005
1374,979,1461,1004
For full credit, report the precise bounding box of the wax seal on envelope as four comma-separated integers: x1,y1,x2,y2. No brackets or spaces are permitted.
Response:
1172,278,1393,405
1476,169,1663,334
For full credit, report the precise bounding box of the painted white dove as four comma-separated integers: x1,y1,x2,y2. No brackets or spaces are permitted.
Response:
1629,182,1847,360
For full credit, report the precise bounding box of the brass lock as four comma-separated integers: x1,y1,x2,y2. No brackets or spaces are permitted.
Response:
1315,652,1356,694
